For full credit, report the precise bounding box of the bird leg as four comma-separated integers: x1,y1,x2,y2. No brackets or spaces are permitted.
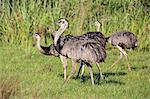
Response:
60,55,67,80
124,53,131,71
87,66,94,86
75,60,84,79
96,63,104,80
80,64,85,80
109,51,123,70
85,63,94,86
64,59,77,83
117,46,131,71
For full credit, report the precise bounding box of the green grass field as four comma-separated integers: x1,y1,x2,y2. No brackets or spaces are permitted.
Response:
0,46,150,99
0,0,150,98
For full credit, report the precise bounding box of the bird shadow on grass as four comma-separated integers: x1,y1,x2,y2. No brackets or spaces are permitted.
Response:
59,71,126,85
77,73,125,85
95,79,125,85
103,71,127,78
131,65,148,71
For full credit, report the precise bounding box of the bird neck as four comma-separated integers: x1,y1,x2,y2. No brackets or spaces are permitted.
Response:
36,37,45,53
96,23,100,32
49,44,59,56
54,24,68,46
96,25,100,32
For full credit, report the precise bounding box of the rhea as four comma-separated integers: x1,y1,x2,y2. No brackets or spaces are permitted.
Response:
53,18,106,85
106,31,138,71
95,21,138,71
33,32,87,81
75,21,103,79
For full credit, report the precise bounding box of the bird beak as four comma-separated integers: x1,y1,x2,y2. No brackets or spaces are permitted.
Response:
55,20,60,26
33,34,36,38
46,26,55,34
33,43,35,47
55,21,58,25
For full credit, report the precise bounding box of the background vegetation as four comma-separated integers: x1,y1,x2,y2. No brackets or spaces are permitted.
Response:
0,0,150,51
0,0,150,98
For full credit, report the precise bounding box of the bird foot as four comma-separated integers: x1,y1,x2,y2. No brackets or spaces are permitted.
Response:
81,75,85,82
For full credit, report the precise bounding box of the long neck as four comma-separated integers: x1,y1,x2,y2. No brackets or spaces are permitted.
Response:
96,23,100,32
36,37,45,53
97,25,100,32
95,21,100,32
54,24,68,46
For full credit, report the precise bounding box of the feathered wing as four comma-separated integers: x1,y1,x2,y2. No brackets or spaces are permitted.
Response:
58,32,106,64
106,31,137,49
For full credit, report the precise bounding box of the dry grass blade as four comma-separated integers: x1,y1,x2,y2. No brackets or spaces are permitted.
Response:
0,76,20,99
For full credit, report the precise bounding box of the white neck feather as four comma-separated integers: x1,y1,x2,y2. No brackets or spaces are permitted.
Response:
95,21,100,32
97,25,100,32
36,37,44,53
54,23,68,46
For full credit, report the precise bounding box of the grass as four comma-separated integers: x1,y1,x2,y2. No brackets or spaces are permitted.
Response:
0,76,20,99
0,0,150,98
0,46,150,99
0,0,150,51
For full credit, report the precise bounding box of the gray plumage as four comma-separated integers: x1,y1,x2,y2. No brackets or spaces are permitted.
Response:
106,31,138,71
56,32,106,62
54,18,106,85
76,22,105,79
106,31,138,49
33,33,86,81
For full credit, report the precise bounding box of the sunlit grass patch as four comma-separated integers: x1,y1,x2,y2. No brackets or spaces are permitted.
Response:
0,46,149,98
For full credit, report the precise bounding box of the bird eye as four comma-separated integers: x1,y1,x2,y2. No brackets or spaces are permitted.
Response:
35,34,38,37
62,21,64,24
59,21,62,23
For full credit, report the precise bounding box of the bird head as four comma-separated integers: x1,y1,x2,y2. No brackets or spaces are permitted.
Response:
55,18,68,27
54,18,68,46
32,33,41,46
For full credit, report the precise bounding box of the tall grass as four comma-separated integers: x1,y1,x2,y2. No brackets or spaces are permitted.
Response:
0,0,150,51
